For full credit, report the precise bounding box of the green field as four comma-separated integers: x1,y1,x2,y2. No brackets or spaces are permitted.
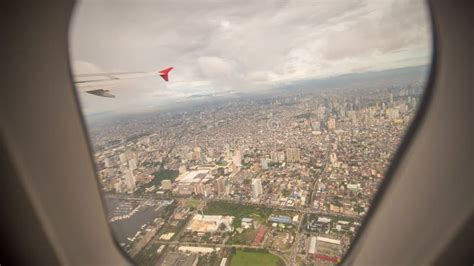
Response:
228,228,258,245
230,251,282,266
153,169,179,183
149,169,179,188
181,198,204,209
204,201,273,227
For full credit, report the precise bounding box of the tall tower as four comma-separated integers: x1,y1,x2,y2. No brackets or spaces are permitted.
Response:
327,117,336,130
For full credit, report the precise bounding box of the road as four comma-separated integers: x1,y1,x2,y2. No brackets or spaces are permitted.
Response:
154,240,290,266
289,212,305,265
104,193,359,219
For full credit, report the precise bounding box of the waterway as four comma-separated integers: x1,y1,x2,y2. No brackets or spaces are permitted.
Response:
104,197,170,245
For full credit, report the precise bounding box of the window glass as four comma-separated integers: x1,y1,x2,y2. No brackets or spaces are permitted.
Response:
70,0,432,265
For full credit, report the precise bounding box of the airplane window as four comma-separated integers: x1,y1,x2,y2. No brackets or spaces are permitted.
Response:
70,0,432,265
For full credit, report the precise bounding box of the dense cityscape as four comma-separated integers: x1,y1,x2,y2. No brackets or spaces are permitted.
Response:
87,83,423,266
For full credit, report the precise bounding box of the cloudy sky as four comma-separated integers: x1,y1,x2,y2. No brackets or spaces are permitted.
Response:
70,0,432,115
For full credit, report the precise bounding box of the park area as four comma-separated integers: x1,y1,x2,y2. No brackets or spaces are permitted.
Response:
230,250,283,266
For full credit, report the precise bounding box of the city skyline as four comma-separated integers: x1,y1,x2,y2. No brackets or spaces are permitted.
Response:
88,79,425,265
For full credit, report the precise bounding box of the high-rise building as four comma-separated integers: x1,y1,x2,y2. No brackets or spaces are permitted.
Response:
260,158,268,170
123,169,136,191
119,153,128,164
327,117,336,130
286,148,301,163
128,158,137,171
251,178,263,199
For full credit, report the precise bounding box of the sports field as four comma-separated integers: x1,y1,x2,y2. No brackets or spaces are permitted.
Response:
230,250,281,266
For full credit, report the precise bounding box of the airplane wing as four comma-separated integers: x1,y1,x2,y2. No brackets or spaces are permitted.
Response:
74,67,173,98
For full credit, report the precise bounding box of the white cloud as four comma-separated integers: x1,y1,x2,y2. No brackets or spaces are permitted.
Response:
70,0,432,113
197,56,235,79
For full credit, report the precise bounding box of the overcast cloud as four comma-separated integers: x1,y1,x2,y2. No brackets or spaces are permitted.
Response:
70,0,432,114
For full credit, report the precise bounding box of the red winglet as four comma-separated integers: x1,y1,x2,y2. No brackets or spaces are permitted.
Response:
159,67,173,82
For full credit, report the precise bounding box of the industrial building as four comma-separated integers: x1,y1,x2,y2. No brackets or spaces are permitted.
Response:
308,236,317,254
314,236,342,259
175,170,212,195
306,216,331,233
268,215,292,224
187,214,234,234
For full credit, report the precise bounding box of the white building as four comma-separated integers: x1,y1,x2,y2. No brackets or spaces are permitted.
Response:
220,258,227,266
128,158,137,171
232,155,242,167
187,215,234,233
309,236,317,254
178,246,220,254
252,178,263,199
175,170,211,195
